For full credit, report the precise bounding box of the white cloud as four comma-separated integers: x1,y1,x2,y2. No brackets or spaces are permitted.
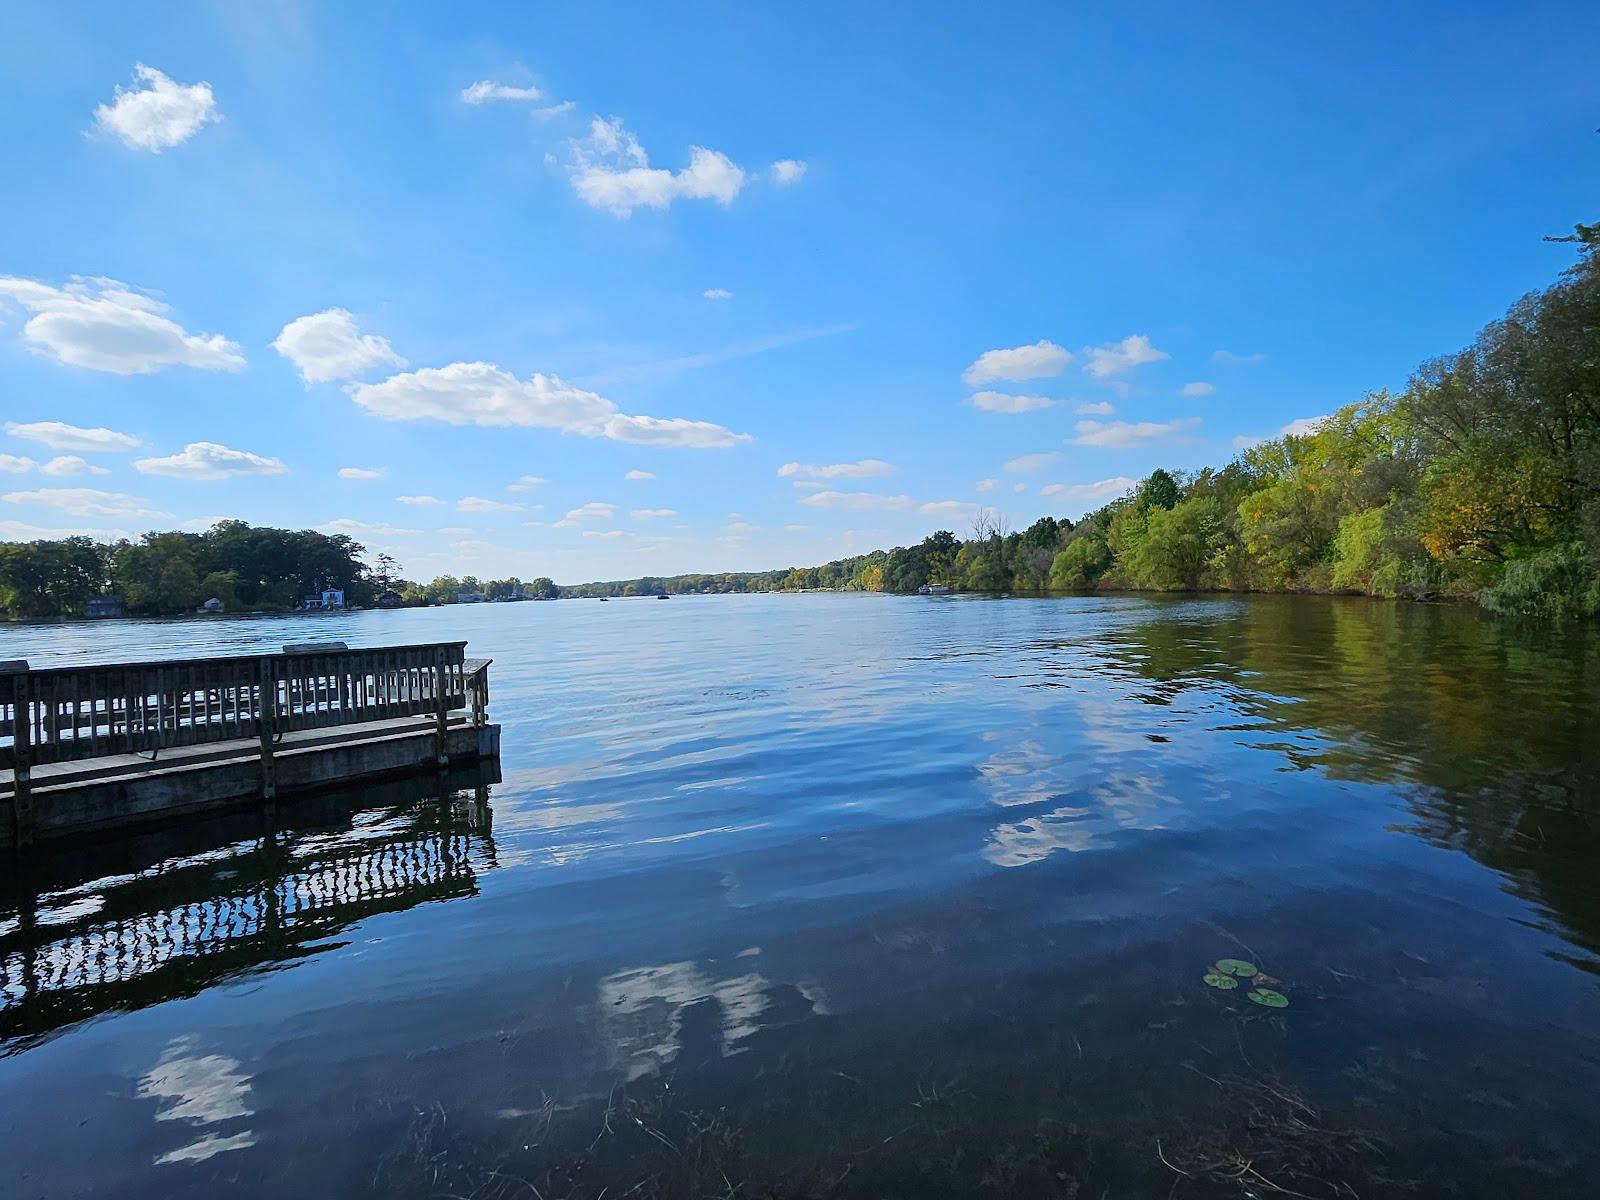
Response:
5,420,141,453
536,101,576,121
605,414,749,448
791,480,825,491
962,340,1071,386
1281,415,1329,437
724,520,760,534
583,529,633,540
798,491,911,511
1003,452,1060,474
975,478,999,493
1072,418,1198,448
321,518,420,537
347,360,749,447
920,500,979,519
1233,415,1330,450
3,487,168,520
0,454,37,474
567,116,746,217
93,64,217,152
337,466,385,481
770,159,808,186
967,391,1055,414
1213,349,1265,364
1040,477,1137,506
0,519,132,541
631,507,677,520
457,496,524,513
1181,381,1215,398
460,80,543,104
272,309,405,384
778,459,893,480
134,441,287,480
396,494,441,506
1075,401,1115,416
784,523,810,533
1083,334,1168,378
565,501,616,522
42,456,109,477
625,469,655,481
0,276,244,375
507,474,548,491
1014,482,1027,493
702,288,732,301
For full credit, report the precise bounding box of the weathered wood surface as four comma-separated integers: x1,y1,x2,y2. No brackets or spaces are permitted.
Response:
1,642,490,770
1,643,493,841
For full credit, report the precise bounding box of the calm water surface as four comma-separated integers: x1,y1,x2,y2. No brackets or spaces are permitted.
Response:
1,594,1598,1198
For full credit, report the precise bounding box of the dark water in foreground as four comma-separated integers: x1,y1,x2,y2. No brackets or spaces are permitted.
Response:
2,594,1598,1198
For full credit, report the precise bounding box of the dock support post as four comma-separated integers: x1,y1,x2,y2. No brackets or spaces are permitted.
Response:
257,658,278,800
434,648,450,768
9,669,33,848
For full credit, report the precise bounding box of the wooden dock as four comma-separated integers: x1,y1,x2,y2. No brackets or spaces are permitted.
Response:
1,641,500,846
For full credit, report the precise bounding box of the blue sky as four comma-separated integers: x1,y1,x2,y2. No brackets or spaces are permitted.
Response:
2,3,1596,583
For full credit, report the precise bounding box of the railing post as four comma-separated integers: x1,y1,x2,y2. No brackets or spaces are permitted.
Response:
434,647,450,768
257,657,278,800
9,667,33,847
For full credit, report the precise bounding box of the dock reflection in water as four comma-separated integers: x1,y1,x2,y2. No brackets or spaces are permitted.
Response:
0,765,499,1053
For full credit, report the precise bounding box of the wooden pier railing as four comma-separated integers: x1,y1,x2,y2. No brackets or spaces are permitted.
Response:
2,642,491,821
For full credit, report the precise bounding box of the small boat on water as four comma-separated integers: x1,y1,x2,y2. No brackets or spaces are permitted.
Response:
917,584,952,595
656,593,670,600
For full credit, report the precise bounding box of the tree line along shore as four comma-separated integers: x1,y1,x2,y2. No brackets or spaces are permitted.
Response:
3,224,1597,622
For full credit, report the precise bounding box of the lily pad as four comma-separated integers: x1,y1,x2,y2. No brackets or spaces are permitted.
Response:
1248,988,1290,1008
1214,959,1258,978
1203,972,1239,990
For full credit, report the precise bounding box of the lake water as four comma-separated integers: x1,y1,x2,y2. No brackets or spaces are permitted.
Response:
2,594,1598,1198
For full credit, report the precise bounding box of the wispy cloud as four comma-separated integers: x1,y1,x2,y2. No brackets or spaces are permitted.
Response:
584,323,856,385
962,340,1071,386
457,496,524,513
1082,335,1167,379
967,391,1055,414
460,80,543,105
778,459,893,480
135,442,286,480
565,116,746,218
6,420,141,453
1040,477,1137,505
770,159,808,186
1003,452,1060,474
3,486,168,520
1072,417,1198,448
798,491,911,511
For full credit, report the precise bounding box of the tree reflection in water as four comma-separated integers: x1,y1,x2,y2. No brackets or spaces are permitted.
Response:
1037,596,1600,966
